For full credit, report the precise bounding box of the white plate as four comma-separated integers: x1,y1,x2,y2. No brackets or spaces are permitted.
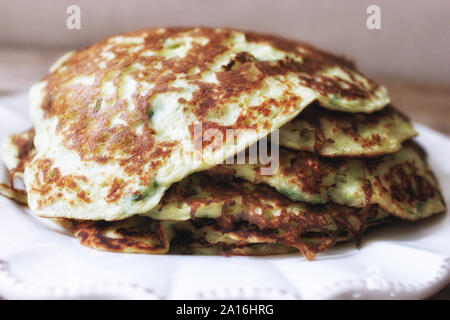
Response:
0,93,449,300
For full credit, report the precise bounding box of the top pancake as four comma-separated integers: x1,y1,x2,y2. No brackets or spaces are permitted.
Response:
23,27,390,220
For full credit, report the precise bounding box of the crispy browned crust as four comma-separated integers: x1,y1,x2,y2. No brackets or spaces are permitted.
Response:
209,146,334,200
366,141,446,220
209,141,446,218
0,183,27,204
8,129,35,185
280,103,417,157
153,173,387,259
64,209,393,259
70,216,170,254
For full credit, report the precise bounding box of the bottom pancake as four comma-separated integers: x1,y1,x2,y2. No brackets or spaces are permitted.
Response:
56,205,392,260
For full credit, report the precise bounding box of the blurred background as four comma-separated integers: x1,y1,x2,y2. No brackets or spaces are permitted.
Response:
0,0,449,133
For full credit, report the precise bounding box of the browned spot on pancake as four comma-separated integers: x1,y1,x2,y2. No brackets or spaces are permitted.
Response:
278,149,332,196
245,31,355,68
77,190,91,203
222,51,256,71
283,103,416,157
105,178,129,203
8,129,36,186
28,158,91,206
208,146,339,201
384,160,439,206
71,216,169,254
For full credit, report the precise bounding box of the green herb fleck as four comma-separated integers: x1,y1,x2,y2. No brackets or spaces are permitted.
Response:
329,94,340,106
167,42,182,50
415,201,425,213
146,109,154,119
278,188,298,201
94,98,102,112
130,180,159,201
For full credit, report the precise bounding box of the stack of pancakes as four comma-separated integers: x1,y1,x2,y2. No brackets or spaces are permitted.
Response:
1,28,445,260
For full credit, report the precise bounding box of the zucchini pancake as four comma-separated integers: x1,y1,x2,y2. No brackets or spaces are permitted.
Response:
0,27,445,260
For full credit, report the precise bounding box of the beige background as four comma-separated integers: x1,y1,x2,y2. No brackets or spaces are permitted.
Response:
1,0,449,84
1,0,448,133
